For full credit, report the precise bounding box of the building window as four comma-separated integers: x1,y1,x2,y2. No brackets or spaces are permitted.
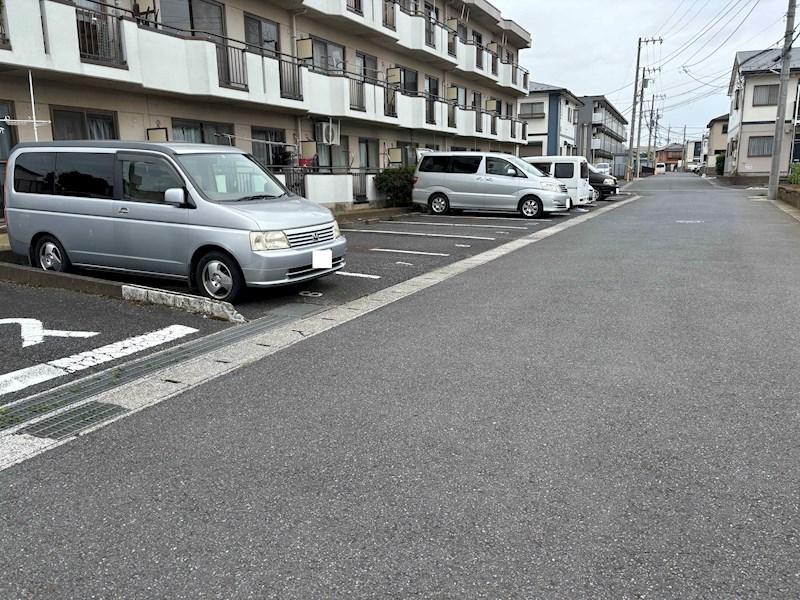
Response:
356,52,378,82
161,0,225,39
396,66,418,95
172,119,233,144
244,14,279,56
506,102,513,118
424,75,439,124
52,107,117,140
252,128,286,168
310,38,345,74
734,89,740,110
722,124,728,134
752,84,779,106
747,135,774,157
520,101,544,117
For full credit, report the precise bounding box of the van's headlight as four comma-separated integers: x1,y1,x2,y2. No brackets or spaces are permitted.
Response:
333,220,342,238
540,181,561,192
603,178,615,185
250,231,289,251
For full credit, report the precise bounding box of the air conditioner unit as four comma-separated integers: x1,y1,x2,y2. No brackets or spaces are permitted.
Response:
446,18,459,31
315,121,341,145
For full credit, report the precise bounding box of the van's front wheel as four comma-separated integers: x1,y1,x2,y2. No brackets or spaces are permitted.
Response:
519,196,543,219
196,251,244,303
35,235,71,273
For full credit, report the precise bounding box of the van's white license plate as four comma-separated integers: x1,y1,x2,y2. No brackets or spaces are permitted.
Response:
312,249,333,269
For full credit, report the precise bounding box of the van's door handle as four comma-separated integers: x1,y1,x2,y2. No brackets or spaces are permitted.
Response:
475,177,484,181
485,177,493,182
117,207,129,215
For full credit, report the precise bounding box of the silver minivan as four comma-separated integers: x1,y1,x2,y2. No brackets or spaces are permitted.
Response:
4,141,347,303
411,151,570,218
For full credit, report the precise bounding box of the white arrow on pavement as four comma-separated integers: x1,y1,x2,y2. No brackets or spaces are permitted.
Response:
0,318,99,348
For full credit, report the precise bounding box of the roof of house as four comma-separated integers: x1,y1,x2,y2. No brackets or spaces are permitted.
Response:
706,113,729,127
729,48,800,93
527,82,584,106
657,143,684,152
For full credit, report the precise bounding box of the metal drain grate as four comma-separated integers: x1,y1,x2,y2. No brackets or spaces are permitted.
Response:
1,303,328,432
19,401,127,440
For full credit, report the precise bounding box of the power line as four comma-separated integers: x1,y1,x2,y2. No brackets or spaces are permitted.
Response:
680,0,762,68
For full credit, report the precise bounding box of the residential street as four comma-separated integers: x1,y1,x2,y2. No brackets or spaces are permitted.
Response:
2,174,800,597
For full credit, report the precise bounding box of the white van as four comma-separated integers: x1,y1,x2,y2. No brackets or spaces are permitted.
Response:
411,152,570,218
521,156,591,207
655,162,666,175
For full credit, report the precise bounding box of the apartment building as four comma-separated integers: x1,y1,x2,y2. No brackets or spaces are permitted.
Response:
518,82,581,157
727,48,800,178
575,95,627,167
0,0,530,207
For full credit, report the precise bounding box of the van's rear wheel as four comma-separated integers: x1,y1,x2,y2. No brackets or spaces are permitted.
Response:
519,196,543,219
35,235,71,273
196,251,244,303
429,193,450,215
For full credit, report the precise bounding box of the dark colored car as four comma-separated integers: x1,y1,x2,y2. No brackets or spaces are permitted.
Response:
587,163,619,200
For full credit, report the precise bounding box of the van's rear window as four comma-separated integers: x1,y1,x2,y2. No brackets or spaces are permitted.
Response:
418,156,449,173
14,153,56,195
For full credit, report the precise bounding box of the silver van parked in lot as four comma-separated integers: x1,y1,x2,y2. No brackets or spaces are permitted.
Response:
4,141,347,303
411,151,570,218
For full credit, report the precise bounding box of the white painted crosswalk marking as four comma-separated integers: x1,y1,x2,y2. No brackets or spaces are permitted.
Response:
0,325,199,396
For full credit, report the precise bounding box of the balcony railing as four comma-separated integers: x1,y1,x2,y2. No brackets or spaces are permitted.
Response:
447,32,457,57
490,115,497,135
216,44,248,89
76,2,125,65
0,10,9,46
447,104,456,128
383,0,396,29
425,94,437,124
475,45,483,70
350,78,365,110
279,60,303,100
491,53,498,75
347,0,363,15
475,109,483,133
385,87,398,117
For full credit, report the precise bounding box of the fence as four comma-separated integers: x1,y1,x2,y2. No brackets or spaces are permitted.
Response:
216,44,248,89
75,2,125,65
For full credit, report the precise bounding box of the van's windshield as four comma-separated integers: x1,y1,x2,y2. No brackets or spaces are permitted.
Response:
511,157,545,177
176,153,288,202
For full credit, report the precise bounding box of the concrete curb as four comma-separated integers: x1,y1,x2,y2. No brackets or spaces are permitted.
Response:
0,262,246,323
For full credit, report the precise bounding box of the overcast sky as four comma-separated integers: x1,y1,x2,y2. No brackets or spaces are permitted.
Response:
490,0,787,143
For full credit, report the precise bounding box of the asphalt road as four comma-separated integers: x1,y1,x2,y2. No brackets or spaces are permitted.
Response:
2,174,799,597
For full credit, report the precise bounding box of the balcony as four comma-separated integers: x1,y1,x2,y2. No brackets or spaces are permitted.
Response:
75,1,125,66
394,7,457,68
497,60,529,94
216,44,247,90
302,0,400,43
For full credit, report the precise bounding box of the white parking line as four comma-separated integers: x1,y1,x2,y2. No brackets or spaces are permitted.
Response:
379,220,529,230
432,215,551,222
396,262,413,266
336,271,381,279
341,229,495,241
455,244,471,248
371,249,450,257
0,325,199,397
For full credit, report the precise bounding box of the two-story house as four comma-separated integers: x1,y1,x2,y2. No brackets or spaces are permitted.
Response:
0,0,531,208
575,95,628,172
727,48,800,178
518,82,582,157
705,113,728,171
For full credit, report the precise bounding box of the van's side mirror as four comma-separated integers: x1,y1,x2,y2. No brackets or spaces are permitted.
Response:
164,188,185,206
506,167,517,176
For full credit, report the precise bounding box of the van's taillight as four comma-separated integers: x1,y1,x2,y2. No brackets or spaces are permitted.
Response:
412,176,418,186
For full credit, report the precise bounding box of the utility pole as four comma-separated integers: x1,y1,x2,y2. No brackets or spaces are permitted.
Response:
681,124,687,171
667,124,671,145
768,0,797,200
646,94,656,170
636,72,647,177
626,38,642,182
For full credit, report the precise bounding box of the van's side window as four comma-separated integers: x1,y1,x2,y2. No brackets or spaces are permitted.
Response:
13,153,56,194
418,156,449,173
486,157,519,177
448,156,482,174
56,153,114,199
529,162,550,174
554,163,574,179
121,158,183,203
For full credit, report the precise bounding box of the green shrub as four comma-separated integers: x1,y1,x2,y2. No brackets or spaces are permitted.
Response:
374,165,416,207
789,162,800,185
715,151,725,177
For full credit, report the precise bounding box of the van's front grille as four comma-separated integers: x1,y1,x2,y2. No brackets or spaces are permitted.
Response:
559,184,568,193
285,224,336,248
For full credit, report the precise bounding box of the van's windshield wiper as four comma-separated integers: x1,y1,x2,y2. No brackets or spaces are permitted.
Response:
235,193,286,202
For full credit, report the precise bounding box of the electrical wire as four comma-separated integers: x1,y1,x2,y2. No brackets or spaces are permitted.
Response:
680,0,761,68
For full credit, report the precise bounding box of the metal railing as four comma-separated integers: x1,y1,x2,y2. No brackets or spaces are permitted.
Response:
475,109,483,133
280,60,303,100
385,88,398,117
426,96,436,124
490,115,497,135
425,18,436,48
350,78,365,110
447,105,456,128
0,11,9,46
475,45,483,70
216,44,248,89
447,32,457,57
383,0,396,29
347,0,363,15
491,53,498,75
75,2,125,65
352,168,378,203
